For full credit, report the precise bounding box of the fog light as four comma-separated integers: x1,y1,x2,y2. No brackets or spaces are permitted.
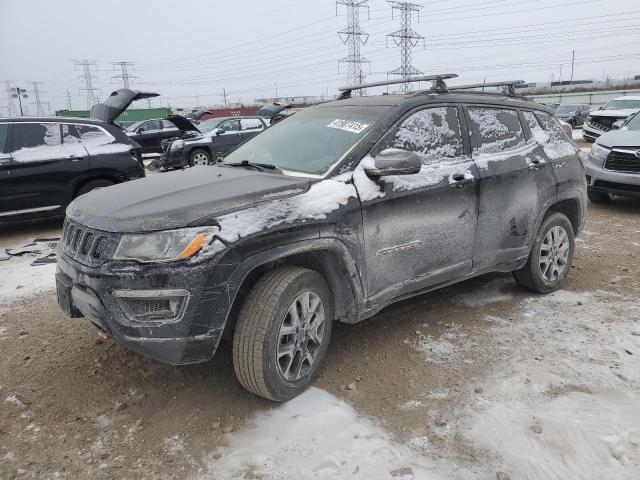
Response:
112,289,189,323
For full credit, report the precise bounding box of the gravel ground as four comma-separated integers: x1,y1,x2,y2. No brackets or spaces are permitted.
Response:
1,151,639,479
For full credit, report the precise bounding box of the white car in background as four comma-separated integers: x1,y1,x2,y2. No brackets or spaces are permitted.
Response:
583,96,640,142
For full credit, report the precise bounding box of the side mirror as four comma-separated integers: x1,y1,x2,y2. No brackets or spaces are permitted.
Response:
612,120,624,130
364,149,422,178
214,128,224,136
136,127,145,134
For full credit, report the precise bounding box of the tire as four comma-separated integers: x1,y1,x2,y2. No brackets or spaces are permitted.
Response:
188,149,211,167
513,212,575,294
232,266,334,401
75,179,114,198
587,189,613,204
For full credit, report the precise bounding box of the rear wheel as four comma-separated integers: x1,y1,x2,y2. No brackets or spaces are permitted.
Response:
513,212,575,294
189,149,211,166
587,190,613,204
232,266,333,401
75,179,114,198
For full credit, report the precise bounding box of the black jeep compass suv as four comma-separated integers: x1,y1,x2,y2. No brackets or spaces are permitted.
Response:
56,75,586,401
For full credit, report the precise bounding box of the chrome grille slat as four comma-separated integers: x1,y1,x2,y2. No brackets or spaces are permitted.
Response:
60,219,116,267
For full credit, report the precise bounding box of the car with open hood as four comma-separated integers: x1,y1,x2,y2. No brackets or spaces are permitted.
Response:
0,89,156,222
585,109,640,203
158,116,267,168
554,104,591,127
56,76,585,401
125,115,200,154
583,96,640,141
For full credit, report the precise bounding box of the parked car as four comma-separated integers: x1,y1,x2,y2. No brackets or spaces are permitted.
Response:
554,104,591,127
583,96,640,141
0,89,154,222
159,116,267,168
57,81,586,401
585,109,640,203
125,116,199,154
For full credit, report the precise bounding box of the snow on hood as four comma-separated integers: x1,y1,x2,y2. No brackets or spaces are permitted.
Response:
588,109,640,119
595,129,640,149
66,166,312,233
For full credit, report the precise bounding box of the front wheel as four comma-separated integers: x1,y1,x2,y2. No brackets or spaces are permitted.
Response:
587,190,613,204
232,266,333,401
513,212,575,294
188,149,211,166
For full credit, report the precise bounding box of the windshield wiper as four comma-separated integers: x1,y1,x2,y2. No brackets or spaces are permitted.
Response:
223,160,282,173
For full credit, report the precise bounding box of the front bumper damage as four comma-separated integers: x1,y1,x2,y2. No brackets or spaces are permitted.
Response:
56,245,240,365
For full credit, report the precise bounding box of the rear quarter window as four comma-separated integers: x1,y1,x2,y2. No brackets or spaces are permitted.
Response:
524,110,577,160
468,107,525,154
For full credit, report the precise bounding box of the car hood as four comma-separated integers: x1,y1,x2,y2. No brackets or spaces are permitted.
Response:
165,114,200,134
90,89,160,123
589,109,639,119
595,130,640,148
66,166,311,233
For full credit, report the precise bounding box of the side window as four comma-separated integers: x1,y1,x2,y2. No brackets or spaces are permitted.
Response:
0,124,9,154
467,108,525,154
382,106,464,165
62,124,81,144
162,120,177,130
140,120,161,132
523,111,547,143
74,125,112,146
12,123,61,151
219,120,240,132
240,118,264,131
535,112,570,142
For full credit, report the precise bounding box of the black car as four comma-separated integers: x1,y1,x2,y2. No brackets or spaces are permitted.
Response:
56,76,586,401
125,116,200,154
0,89,155,222
554,104,591,127
159,116,267,168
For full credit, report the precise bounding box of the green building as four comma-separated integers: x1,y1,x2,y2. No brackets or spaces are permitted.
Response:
56,107,171,126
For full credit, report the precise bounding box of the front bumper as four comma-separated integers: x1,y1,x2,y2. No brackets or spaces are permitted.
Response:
582,122,601,141
56,247,239,364
586,151,640,198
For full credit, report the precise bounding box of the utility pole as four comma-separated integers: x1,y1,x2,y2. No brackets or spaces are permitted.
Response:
222,88,228,108
29,81,45,115
570,50,575,85
274,82,278,99
337,0,370,95
386,1,424,93
10,86,28,116
65,89,73,110
111,61,137,89
74,60,100,110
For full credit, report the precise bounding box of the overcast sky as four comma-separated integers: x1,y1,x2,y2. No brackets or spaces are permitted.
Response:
1,0,638,113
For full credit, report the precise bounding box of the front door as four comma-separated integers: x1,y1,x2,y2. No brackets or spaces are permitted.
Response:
354,105,479,304
213,119,244,156
466,106,556,270
9,122,89,214
132,120,164,153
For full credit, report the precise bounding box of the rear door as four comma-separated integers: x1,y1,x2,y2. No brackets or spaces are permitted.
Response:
0,123,14,216
9,122,89,214
240,118,265,143
466,106,556,270
354,105,479,303
213,119,243,155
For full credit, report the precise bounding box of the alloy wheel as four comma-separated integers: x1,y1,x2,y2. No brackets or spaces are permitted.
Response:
539,225,570,282
192,152,209,165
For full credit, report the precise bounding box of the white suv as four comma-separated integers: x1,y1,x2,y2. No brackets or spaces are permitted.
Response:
583,96,640,142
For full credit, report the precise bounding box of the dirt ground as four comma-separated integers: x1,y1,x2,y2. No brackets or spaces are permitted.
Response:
1,154,639,479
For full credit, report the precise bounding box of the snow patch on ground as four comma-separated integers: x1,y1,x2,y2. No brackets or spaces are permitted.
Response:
200,387,442,480
0,256,56,305
464,290,640,479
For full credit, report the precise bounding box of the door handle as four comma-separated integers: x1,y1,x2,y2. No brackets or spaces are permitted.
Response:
527,158,547,171
449,172,474,188
67,156,84,162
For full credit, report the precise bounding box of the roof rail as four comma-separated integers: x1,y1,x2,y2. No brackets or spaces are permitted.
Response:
446,80,526,97
337,74,458,99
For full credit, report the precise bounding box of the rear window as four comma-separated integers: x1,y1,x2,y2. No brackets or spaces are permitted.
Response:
525,110,576,159
468,107,525,154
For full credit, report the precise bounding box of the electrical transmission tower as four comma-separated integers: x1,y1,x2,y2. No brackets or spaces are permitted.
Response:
112,61,138,89
29,81,45,115
65,89,73,110
336,1,370,95
74,60,100,110
386,1,424,93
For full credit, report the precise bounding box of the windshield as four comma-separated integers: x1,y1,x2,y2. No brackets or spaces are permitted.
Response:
603,99,640,110
125,121,145,132
555,105,578,114
198,118,224,134
624,112,640,130
222,106,386,175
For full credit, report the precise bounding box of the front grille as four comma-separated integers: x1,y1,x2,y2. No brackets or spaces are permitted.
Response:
587,116,621,132
60,219,117,266
594,180,640,193
604,149,640,174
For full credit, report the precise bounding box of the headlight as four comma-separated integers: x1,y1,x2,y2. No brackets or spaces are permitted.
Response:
171,139,185,151
113,226,219,262
589,143,610,162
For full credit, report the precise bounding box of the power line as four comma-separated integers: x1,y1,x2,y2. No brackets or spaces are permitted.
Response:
111,61,138,89
386,1,424,93
74,60,100,110
337,1,371,94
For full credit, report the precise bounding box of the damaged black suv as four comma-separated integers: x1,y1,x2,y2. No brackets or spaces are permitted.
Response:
56,75,586,401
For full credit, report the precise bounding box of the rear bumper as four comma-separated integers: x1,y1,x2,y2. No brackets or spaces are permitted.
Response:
56,248,238,364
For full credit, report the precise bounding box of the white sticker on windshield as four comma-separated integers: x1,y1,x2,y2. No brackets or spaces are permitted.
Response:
327,119,369,134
